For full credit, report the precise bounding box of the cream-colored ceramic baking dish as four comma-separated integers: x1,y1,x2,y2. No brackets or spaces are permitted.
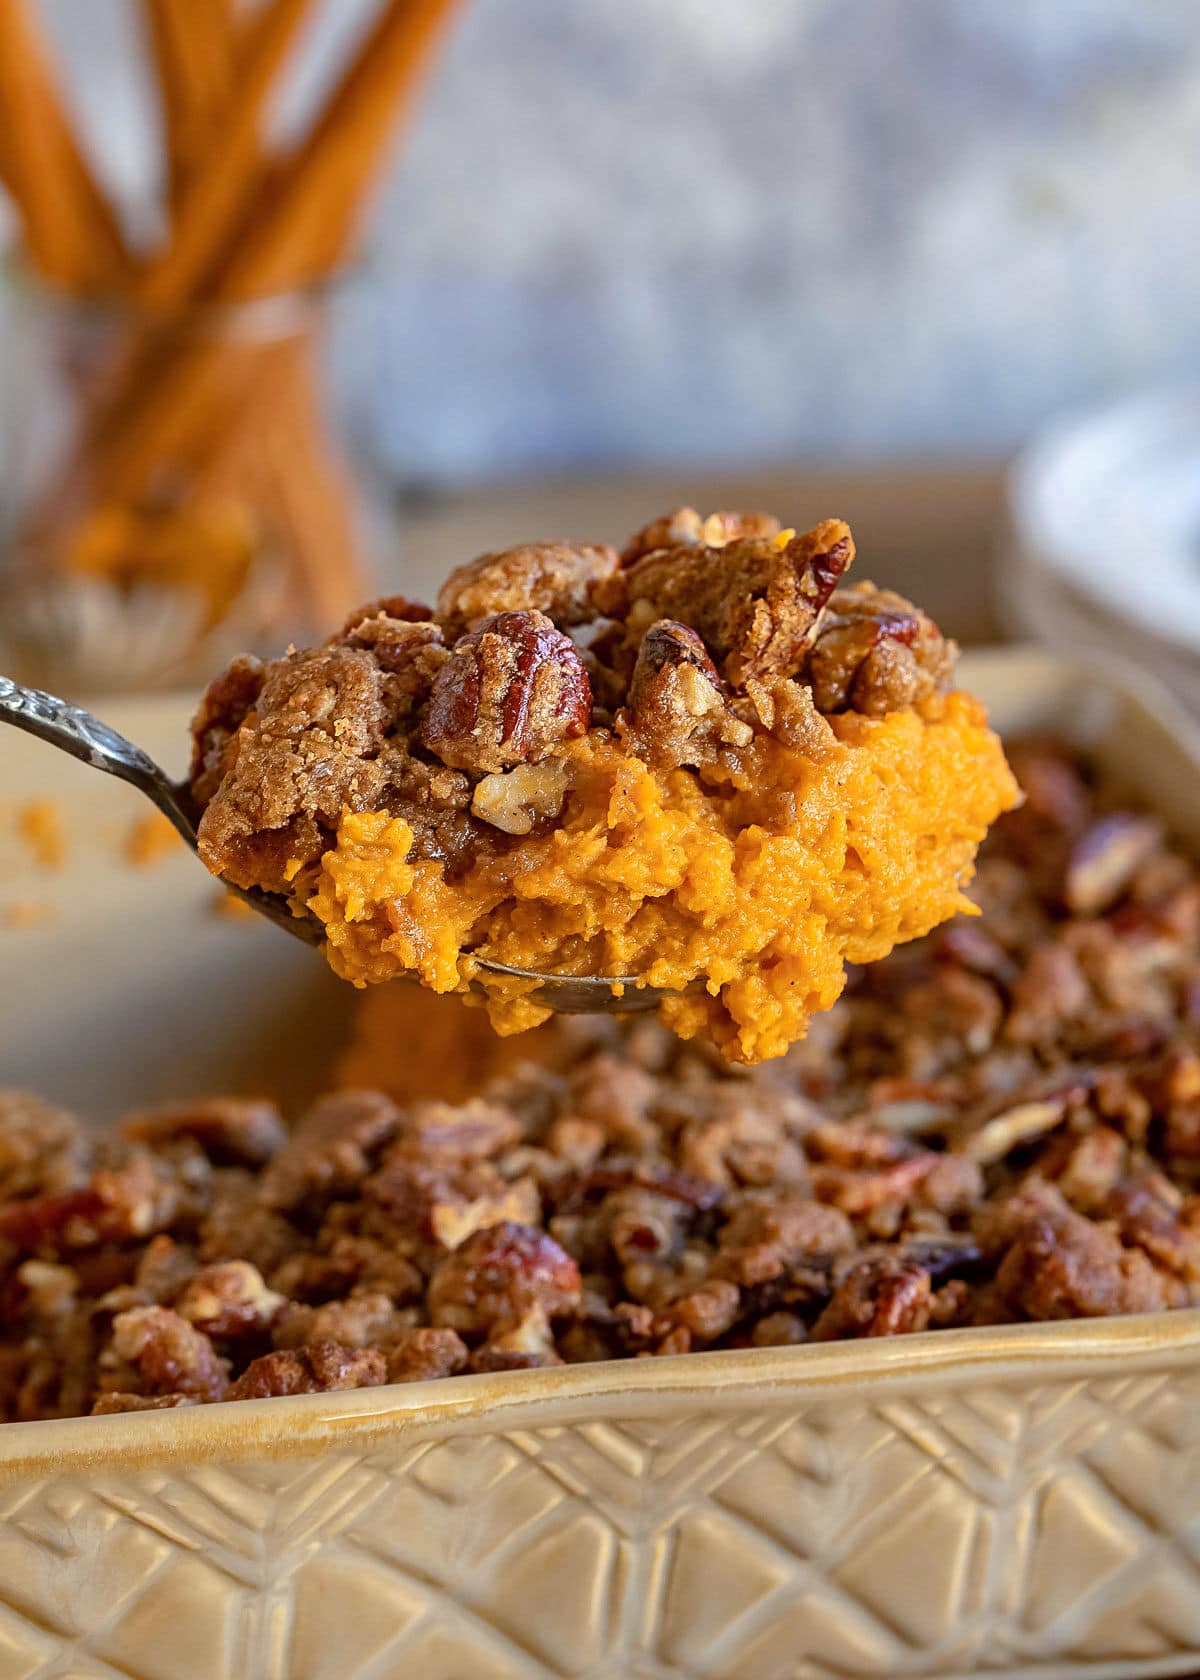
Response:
2,648,1200,1680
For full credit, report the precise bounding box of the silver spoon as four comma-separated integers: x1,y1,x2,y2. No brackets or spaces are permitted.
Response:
0,676,673,1015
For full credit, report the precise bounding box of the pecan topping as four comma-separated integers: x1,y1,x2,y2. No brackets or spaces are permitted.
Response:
597,517,854,688
194,643,390,892
421,610,593,775
437,541,619,637
623,620,753,769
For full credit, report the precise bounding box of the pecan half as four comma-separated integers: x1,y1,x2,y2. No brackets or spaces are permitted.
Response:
807,582,956,715
437,541,619,637
623,620,753,769
421,610,593,775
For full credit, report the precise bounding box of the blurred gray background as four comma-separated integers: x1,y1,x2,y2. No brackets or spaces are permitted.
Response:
4,0,1199,486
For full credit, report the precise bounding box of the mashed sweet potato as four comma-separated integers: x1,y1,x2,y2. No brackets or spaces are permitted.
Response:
191,509,1018,1062
304,690,1015,1061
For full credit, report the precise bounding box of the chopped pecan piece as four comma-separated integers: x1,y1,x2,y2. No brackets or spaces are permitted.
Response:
109,1306,230,1401
807,582,956,715
437,541,619,636
428,1221,582,1333
623,620,752,769
1065,816,1163,915
470,1302,562,1371
0,1092,86,1201
272,1291,409,1351
471,761,570,835
260,1091,401,1213
620,508,782,564
91,1391,197,1414
811,1257,932,1339
176,1262,285,1337
229,1342,387,1400
386,1327,469,1384
120,1098,286,1166
664,1279,741,1342
985,1184,1172,1318
421,610,593,775
716,1197,854,1286
133,1235,198,1304
366,1153,538,1248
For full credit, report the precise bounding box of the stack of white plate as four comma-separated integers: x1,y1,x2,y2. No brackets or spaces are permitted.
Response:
1003,389,1200,712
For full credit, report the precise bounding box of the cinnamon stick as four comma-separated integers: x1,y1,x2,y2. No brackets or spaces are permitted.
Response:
219,0,466,298
0,0,128,290
140,0,315,308
143,0,238,217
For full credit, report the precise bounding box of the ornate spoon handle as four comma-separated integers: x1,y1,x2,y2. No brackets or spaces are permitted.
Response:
0,674,323,945
0,674,198,844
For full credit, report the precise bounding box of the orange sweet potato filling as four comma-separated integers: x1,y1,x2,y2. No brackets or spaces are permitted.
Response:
296,689,1018,1063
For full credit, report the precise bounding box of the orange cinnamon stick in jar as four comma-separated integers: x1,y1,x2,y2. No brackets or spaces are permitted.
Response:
139,0,315,309
142,0,239,217
219,0,467,298
0,0,465,664
0,0,129,289
36,0,464,565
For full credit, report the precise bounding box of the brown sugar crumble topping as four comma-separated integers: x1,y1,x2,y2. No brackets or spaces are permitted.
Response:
3,740,1200,1422
189,510,950,891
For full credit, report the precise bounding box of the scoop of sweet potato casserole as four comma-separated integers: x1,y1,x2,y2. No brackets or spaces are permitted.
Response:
189,510,1018,1060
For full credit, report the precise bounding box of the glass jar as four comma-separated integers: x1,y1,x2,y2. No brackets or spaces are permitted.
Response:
0,269,370,692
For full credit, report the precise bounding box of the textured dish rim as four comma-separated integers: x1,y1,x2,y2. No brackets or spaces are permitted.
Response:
8,644,1200,1478
4,1312,1200,1478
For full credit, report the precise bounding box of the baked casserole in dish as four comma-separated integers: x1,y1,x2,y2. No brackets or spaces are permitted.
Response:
0,650,1198,1679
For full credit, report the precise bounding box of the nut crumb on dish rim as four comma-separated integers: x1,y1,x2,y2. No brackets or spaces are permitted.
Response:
189,509,1018,1061
3,738,1200,1422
